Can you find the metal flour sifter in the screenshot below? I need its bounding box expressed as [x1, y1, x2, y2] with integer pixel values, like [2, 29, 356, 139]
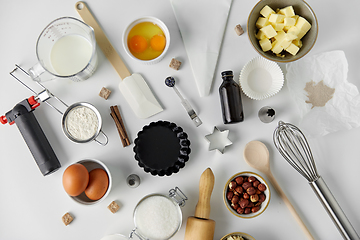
[273, 121, 359, 240]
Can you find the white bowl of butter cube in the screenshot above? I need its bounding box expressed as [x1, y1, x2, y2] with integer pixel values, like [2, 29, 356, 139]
[247, 0, 318, 63]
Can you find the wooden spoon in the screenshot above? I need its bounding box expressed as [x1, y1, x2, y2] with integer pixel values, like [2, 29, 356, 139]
[243, 140, 315, 240]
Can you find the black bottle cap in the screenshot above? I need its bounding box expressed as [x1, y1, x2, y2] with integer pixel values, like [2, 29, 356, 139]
[221, 70, 233, 78]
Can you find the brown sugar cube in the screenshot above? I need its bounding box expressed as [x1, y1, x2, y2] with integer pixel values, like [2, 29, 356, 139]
[99, 87, 111, 100]
[169, 58, 182, 70]
[234, 24, 244, 36]
[62, 212, 73, 226]
[107, 201, 120, 213]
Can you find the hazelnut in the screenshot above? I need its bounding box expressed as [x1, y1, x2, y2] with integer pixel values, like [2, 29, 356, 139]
[239, 199, 249, 209]
[256, 189, 261, 195]
[244, 207, 251, 214]
[253, 180, 260, 188]
[231, 203, 239, 210]
[250, 194, 259, 202]
[243, 193, 250, 199]
[226, 191, 234, 201]
[248, 176, 257, 182]
[242, 182, 252, 190]
[229, 181, 237, 191]
[235, 186, 243, 195]
[252, 206, 261, 213]
[259, 193, 266, 202]
[247, 187, 256, 195]
[231, 195, 240, 204]
[237, 207, 245, 214]
[235, 176, 244, 185]
[258, 183, 267, 192]
[247, 201, 254, 208]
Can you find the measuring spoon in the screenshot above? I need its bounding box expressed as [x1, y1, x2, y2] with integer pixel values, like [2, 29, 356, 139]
[243, 140, 315, 240]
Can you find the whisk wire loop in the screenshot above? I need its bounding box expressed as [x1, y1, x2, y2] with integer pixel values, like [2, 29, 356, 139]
[273, 121, 319, 182]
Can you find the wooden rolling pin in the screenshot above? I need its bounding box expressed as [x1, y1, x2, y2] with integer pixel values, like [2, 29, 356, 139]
[184, 168, 216, 240]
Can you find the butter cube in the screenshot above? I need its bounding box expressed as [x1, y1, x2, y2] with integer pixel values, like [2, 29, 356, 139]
[271, 22, 284, 31]
[292, 15, 299, 22]
[284, 17, 296, 27]
[287, 26, 300, 36]
[292, 39, 303, 48]
[285, 32, 298, 41]
[259, 38, 272, 52]
[269, 13, 285, 23]
[274, 30, 286, 41]
[256, 17, 269, 29]
[256, 30, 267, 40]
[279, 6, 295, 17]
[260, 25, 277, 38]
[260, 5, 275, 18]
[285, 43, 300, 55]
[279, 38, 291, 49]
[296, 16, 311, 39]
[271, 41, 283, 54]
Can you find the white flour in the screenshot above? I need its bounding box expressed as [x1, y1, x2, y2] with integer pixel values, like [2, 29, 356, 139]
[135, 195, 180, 240]
[66, 106, 98, 140]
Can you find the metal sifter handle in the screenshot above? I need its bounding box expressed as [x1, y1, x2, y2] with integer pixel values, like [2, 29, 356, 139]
[310, 176, 360, 240]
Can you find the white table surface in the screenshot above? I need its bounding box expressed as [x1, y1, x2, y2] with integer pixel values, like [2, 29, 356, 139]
[1, 0, 360, 239]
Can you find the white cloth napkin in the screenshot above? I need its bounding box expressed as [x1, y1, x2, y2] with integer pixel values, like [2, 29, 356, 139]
[171, 0, 232, 97]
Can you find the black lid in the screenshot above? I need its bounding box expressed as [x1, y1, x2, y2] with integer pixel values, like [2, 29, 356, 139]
[221, 70, 233, 77]
[133, 121, 191, 176]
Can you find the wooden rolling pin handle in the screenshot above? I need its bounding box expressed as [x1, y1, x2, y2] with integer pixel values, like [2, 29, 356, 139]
[194, 168, 215, 220]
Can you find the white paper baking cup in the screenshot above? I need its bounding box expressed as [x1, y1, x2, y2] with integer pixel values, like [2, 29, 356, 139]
[239, 56, 284, 100]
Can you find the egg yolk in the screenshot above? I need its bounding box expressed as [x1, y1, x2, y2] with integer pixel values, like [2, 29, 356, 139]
[150, 34, 166, 51]
[129, 35, 148, 53]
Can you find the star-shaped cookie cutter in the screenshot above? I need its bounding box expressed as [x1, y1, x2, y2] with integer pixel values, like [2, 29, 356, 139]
[205, 126, 232, 154]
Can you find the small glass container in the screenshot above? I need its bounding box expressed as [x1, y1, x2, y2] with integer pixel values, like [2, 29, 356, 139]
[130, 187, 187, 240]
[219, 70, 244, 124]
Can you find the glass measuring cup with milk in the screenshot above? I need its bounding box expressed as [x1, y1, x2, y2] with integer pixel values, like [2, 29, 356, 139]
[29, 17, 98, 82]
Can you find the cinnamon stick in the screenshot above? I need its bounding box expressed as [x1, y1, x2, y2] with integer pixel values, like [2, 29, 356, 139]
[110, 105, 130, 147]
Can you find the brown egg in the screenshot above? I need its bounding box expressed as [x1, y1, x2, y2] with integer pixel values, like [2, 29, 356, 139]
[62, 163, 89, 196]
[85, 168, 109, 200]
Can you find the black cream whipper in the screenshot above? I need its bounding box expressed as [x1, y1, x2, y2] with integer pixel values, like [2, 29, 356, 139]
[1, 65, 62, 176]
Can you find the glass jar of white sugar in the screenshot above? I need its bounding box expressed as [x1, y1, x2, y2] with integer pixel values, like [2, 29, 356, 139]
[130, 187, 187, 240]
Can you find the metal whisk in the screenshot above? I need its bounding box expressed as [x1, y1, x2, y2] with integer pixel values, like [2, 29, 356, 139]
[273, 121, 359, 240]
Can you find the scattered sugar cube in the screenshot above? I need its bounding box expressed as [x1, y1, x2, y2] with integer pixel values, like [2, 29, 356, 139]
[62, 212, 74, 226]
[169, 58, 182, 70]
[99, 87, 111, 100]
[234, 24, 244, 36]
[108, 201, 120, 213]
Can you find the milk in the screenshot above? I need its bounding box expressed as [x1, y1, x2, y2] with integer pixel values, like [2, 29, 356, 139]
[50, 34, 93, 76]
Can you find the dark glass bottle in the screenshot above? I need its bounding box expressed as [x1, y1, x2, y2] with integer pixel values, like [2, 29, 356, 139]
[219, 70, 244, 124]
